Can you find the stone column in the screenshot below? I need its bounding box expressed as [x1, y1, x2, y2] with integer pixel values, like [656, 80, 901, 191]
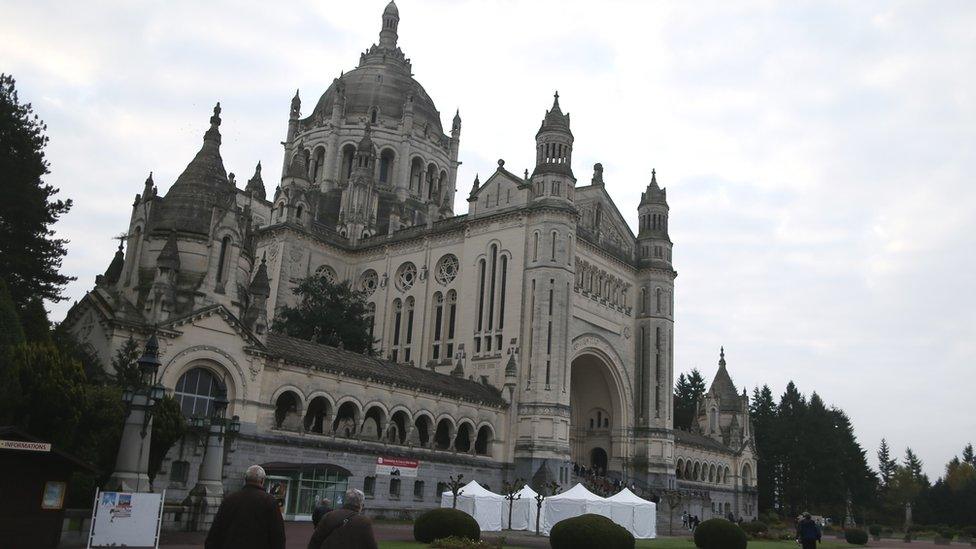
[189, 422, 226, 531]
[105, 393, 153, 492]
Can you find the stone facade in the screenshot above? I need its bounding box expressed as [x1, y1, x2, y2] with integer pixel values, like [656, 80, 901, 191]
[63, 0, 757, 529]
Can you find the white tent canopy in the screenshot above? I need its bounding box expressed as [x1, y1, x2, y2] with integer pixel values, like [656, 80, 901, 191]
[605, 488, 657, 539]
[540, 483, 611, 535]
[505, 485, 539, 531]
[440, 480, 505, 532]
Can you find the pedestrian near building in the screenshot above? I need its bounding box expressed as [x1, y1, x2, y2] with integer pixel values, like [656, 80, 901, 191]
[307, 488, 378, 549]
[312, 497, 332, 527]
[205, 465, 286, 549]
[796, 512, 822, 549]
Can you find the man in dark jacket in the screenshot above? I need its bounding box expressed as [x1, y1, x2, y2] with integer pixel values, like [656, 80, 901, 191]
[307, 488, 377, 549]
[796, 512, 822, 549]
[205, 465, 286, 549]
[311, 497, 332, 527]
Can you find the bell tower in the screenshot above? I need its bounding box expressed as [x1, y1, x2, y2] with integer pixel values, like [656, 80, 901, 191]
[530, 92, 576, 204]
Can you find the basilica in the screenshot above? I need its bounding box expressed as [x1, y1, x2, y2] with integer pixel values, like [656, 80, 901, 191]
[64, 1, 757, 530]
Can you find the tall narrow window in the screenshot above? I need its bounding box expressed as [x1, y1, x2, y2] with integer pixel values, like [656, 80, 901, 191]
[476, 259, 486, 332]
[497, 256, 507, 330]
[446, 290, 457, 358]
[216, 236, 231, 283]
[404, 297, 415, 363]
[366, 303, 376, 341]
[391, 299, 402, 362]
[656, 288, 662, 313]
[431, 293, 444, 360]
[296, 205, 303, 220]
[487, 245, 497, 331]
[551, 231, 557, 261]
[533, 232, 539, 261]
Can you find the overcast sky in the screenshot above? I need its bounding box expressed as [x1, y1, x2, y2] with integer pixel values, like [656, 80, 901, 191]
[3, 0, 975, 480]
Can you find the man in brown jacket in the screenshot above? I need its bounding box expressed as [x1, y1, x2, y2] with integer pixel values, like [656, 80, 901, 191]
[205, 465, 286, 549]
[307, 488, 378, 549]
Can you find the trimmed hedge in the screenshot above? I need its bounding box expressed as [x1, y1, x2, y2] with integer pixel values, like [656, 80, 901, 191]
[414, 508, 481, 543]
[845, 528, 868, 545]
[693, 518, 748, 549]
[868, 524, 882, 537]
[550, 514, 635, 549]
[740, 520, 768, 537]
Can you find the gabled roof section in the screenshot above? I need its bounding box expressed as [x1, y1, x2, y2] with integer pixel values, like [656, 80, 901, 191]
[675, 429, 737, 455]
[575, 183, 637, 242]
[159, 304, 265, 349]
[265, 334, 505, 407]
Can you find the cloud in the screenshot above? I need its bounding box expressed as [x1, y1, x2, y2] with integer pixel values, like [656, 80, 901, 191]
[3, 0, 975, 478]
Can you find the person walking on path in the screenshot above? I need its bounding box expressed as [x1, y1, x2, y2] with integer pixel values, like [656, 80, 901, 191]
[311, 497, 332, 527]
[796, 512, 822, 549]
[205, 465, 286, 549]
[307, 488, 378, 549]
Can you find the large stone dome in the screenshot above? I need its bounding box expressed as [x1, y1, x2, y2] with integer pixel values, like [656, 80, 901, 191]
[308, 61, 444, 135]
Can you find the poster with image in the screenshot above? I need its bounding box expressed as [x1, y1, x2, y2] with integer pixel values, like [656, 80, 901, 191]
[88, 490, 164, 548]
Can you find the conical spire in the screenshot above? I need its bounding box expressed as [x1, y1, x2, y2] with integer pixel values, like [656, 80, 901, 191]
[640, 168, 667, 205]
[102, 240, 125, 285]
[469, 173, 480, 196]
[157, 230, 180, 270]
[245, 161, 266, 200]
[142, 171, 155, 198]
[248, 254, 271, 297]
[539, 90, 570, 132]
[290, 89, 301, 118]
[709, 346, 740, 409]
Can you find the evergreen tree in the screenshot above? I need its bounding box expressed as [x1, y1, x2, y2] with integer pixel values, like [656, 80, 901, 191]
[673, 369, 706, 430]
[775, 382, 808, 516]
[963, 443, 974, 466]
[273, 276, 375, 354]
[19, 298, 51, 343]
[904, 448, 928, 487]
[878, 438, 897, 490]
[0, 278, 26, 349]
[0, 74, 74, 309]
[147, 395, 186, 486]
[111, 337, 142, 388]
[750, 385, 777, 512]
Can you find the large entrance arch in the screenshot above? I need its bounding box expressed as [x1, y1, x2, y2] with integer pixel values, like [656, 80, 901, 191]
[569, 350, 627, 476]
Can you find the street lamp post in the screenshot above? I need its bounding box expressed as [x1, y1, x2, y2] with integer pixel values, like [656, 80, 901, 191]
[106, 334, 164, 492]
[189, 384, 239, 531]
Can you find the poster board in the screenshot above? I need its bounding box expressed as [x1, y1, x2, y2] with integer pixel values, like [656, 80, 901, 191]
[375, 456, 419, 477]
[88, 489, 164, 548]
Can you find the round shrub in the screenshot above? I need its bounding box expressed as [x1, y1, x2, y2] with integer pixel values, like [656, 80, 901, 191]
[414, 508, 480, 543]
[693, 518, 748, 549]
[740, 520, 768, 538]
[845, 528, 868, 545]
[868, 524, 882, 537]
[550, 514, 634, 549]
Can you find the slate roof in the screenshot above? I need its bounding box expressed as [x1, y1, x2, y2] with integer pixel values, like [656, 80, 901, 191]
[674, 429, 736, 455]
[264, 334, 506, 407]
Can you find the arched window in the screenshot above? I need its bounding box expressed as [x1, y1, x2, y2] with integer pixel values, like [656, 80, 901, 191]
[426, 163, 437, 200]
[296, 205, 304, 220]
[710, 407, 718, 433]
[174, 368, 222, 418]
[474, 425, 492, 455]
[445, 290, 457, 358]
[370, 107, 378, 124]
[390, 299, 403, 362]
[216, 236, 231, 283]
[379, 149, 395, 185]
[551, 231, 557, 261]
[340, 144, 356, 183]
[656, 288, 662, 313]
[533, 232, 539, 261]
[409, 158, 423, 194]
[497, 255, 507, 330]
[274, 391, 301, 429]
[431, 292, 444, 360]
[404, 297, 415, 363]
[312, 147, 325, 182]
[476, 258, 486, 333]
[487, 245, 497, 331]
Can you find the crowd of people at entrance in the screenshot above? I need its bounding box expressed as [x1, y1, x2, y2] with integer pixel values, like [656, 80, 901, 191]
[204, 464, 380, 549]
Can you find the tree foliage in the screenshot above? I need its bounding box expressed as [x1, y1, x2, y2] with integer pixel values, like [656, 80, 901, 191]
[672, 369, 706, 430]
[148, 395, 186, 485]
[0, 74, 74, 309]
[745, 380, 876, 520]
[273, 275, 375, 354]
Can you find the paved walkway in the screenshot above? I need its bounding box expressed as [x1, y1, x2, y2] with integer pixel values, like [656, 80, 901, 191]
[68, 522, 961, 548]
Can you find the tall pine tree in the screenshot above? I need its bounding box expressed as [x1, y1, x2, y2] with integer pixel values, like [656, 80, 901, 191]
[0, 74, 74, 310]
[750, 385, 778, 511]
[878, 438, 897, 490]
[673, 369, 706, 430]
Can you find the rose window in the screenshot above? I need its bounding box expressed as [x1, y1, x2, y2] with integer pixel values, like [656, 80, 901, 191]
[435, 254, 459, 285]
[359, 269, 378, 297]
[395, 262, 417, 292]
